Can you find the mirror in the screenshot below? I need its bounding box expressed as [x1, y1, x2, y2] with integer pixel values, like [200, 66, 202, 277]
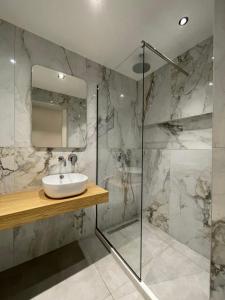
[31, 65, 87, 148]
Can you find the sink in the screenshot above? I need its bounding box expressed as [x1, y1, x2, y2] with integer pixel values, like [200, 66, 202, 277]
[42, 173, 88, 199]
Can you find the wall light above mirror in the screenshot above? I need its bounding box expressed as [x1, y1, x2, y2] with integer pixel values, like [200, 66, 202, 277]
[31, 65, 87, 149]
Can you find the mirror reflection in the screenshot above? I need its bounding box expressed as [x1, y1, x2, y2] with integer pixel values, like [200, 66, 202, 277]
[31, 65, 87, 148]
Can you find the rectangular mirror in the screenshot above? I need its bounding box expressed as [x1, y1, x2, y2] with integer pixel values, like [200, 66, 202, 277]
[31, 65, 87, 148]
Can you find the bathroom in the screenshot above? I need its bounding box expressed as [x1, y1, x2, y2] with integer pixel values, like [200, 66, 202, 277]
[0, 0, 224, 299]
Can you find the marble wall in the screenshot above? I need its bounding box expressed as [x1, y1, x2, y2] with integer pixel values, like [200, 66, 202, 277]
[97, 68, 142, 231]
[96, 37, 213, 262]
[211, 0, 225, 299]
[0, 19, 104, 272]
[142, 37, 213, 258]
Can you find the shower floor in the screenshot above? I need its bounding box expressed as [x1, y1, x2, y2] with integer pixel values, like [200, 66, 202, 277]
[104, 219, 210, 300]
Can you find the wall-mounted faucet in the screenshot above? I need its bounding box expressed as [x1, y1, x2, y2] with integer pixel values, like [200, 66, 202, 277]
[58, 156, 66, 167]
[68, 153, 78, 166]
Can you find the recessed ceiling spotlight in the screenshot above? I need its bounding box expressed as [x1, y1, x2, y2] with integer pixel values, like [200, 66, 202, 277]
[208, 82, 213, 86]
[10, 58, 16, 64]
[211, 56, 215, 61]
[120, 94, 125, 98]
[179, 16, 189, 26]
[58, 72, 65, 80]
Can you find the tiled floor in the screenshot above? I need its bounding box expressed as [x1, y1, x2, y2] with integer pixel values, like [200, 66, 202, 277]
[104, 219, 210, 300]
[0, 220, 210, 300]
[0, 235, 144, 300]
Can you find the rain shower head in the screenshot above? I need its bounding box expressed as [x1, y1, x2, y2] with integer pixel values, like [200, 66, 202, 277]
[132, 53, 150, 74]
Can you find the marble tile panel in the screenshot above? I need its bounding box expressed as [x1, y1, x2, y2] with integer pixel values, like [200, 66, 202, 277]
[0, 20, 15, 147]
[12, 212, 83, 266]
[143, 149, 170, 233]
[14, 27, 32, 147]
[143, 37, 213, 126]
[0, 147, 15, 194]
[213, 0, 225, 148]
[213, 148, 225, 197]
[144, 113, 212, 150]
[104, 296, 114, 300]
[211, 219, 225, 299]
[169, 150, 211, 258]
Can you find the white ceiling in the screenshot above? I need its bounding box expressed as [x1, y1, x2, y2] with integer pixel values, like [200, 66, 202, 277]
[32, 65, 87, 99]
[0, 0, 213, 79]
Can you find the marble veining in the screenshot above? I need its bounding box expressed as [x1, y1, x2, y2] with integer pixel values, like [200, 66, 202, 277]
[0, 18, 104, 272]
[97, 64, 142, 235]
[141, 37, 213, 261]
[144, 113, 212, 150]
[142, 37, 213, 126]
[211, 1, 225, 299]
[97, 34, 213, 282]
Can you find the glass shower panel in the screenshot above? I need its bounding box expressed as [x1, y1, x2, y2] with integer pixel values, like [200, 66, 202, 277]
[96, 47, 144, 278]
[142, 38, 212, 298]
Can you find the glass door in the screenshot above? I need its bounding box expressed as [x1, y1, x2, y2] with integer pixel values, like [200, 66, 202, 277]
[96, 46, 144, 278]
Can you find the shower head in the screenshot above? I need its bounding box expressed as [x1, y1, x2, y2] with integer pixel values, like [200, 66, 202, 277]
[132, 54, 150, 74]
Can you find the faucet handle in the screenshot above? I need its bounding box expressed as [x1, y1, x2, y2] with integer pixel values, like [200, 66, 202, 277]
[68, 153, 78, 166]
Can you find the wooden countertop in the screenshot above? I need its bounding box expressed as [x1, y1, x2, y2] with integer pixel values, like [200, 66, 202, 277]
[0, 183, 108, 231]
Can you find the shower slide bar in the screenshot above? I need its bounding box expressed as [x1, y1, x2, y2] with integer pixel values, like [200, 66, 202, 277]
[142, 40, 189, 76]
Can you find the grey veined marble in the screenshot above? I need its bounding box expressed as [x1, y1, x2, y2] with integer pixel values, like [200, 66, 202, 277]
[142, 37, 213, 126]
[211, 1, 225, 299]
[142, 38, 213, 259]
[0, 18, 103, 272]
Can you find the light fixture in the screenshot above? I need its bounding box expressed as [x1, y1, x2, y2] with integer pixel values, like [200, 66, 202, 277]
[208, 82, 213, 86]
[179, 17, 189, 26]
[211, 56, 215, 61]
[90, 0, 102, 6]
[10, 58, 16, 64]
[120, 94, 125, 98]
[58, 72, 65, 80]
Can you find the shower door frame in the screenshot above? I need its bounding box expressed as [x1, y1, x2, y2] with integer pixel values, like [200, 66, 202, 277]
[95, 43, 145, 278]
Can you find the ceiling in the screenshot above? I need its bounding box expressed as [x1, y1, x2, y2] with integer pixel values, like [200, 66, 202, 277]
[0, 0, 213, 79]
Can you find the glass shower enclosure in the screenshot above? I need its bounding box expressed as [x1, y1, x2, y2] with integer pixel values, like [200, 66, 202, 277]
[96, 45, 144, 278]
[96, 37, 212, 298]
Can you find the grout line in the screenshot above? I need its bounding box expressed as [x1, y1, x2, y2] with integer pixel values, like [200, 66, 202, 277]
[93, 259, 120, 300]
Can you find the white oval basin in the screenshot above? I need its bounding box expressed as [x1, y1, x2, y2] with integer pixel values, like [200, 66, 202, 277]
[42, 173, 88, 199]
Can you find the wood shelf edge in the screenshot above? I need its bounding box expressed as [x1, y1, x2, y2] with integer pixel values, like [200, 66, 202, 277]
[0, 184, 108, 231]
